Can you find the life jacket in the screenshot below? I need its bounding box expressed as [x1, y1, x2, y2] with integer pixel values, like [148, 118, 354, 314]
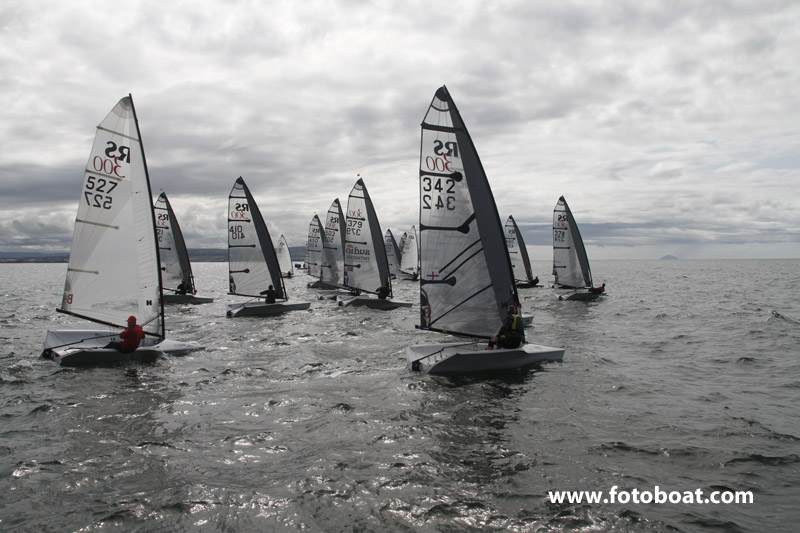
[509, 313, 521, 334]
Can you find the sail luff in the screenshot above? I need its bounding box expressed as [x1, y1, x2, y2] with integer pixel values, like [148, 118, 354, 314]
[129, 95, 166, 339]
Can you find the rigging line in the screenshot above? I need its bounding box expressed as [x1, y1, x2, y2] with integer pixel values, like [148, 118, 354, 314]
[428, 283, 494, 328]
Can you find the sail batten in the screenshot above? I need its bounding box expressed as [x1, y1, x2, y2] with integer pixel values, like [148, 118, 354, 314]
[417, 86, 518, 339]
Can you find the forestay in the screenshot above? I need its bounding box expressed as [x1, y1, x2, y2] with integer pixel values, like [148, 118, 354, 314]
[418, 86, 518, 339]
[227, 177, 286, 299]
[155, 192, 194, 294]
[58, 96, 164, 338]
[504, 215, 535, 284]
[552, 196, 592, 289]
[305, 215, 324, 279]
[276, 234, 294, 277]
[322, 198, 346, 287]
[343, 178, 391, 296]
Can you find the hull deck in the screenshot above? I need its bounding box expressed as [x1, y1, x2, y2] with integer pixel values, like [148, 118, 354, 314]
[407, 341, 564, 374]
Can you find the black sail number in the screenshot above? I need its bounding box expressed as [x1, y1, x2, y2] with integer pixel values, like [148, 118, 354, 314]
[422, 176, 456, 210]
[83, 176, 118, 210]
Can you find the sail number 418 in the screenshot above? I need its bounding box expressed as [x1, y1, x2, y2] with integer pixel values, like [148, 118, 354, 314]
[422, 176, 456, 210]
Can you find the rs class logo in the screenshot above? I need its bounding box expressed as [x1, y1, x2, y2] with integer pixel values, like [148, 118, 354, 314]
[433, 140, 458, 158]
[104, 141, 131, 163]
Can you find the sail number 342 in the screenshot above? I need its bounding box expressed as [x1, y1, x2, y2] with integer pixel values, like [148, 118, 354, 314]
[422, 176, 456, 210]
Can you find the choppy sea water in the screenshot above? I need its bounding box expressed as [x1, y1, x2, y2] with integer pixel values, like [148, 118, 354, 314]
[1, 259, 799, 532]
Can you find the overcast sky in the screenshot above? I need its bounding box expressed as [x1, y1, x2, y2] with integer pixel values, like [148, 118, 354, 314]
[1, 0, 798, 260]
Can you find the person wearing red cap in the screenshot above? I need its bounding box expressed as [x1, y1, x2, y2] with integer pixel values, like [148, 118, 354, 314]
[104, 316, 146, 352]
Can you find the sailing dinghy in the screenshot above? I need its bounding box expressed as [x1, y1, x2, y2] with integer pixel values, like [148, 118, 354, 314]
[552, 196, 605, 301]
[337, 178, 412, 309]
[398, 226, 420, 280]
[226, 177, 310, 317]
[406, 86, 564, 374]
[505, 215, 539, 288]
[155, 192, 214, 304]
[384, 228, 402, 279]
[41, 96, 203, 366]
[304, 214, 325, 284]
[313, 198, 351, 299]
[276, 234, 294, 278]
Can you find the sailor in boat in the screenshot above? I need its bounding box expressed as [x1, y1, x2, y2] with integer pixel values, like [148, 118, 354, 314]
[487, 305, 525, 350]
[589, 283, 606, 294]
[176, 280, 190, 295]
[532, 276, 539, 286]
[376, 285, 390, 300]
[103, 316, 146, 353]
[260, 285, 277, 303]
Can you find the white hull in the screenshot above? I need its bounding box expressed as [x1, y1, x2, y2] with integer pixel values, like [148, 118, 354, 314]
[521, 315, 533, 327]
[164, 294, 214, 305]
[336, 294, 413, 309]
[555, 288, 603, 301]
[227, 300, 311, 318]
[407, 341, 564, 374]
[42, 329, 204, 367]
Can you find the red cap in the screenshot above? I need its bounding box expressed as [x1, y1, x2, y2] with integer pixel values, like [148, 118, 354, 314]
[127, 316, 137, 323]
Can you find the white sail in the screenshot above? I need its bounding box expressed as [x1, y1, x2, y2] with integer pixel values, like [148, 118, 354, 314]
[399, 226, 419, 277]
[398, 231, 408, 262]
[321, 198, 346, 287]
[384, 229, 402, 278]
[504, 215, 535, 285]
[58, 96, 163, 337]
[276, 234, 294, 277]
[227, 177, 286, 299]
[155, 192, 194, 294]
[552, 196, 592, 289]
[417, 86, 518, 339]
[305, 215, 324, 279]
[343, 178, 391, 295]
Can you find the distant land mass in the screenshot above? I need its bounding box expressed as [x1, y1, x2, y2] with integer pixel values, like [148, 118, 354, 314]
[0, 246, 308, 264]
[660, 255, 679, 260]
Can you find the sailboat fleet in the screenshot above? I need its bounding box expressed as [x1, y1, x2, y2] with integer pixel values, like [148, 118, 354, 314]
[41, 88, 604, 372]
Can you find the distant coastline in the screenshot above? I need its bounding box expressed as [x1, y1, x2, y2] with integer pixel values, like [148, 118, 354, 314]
[0, 247, 307, 264]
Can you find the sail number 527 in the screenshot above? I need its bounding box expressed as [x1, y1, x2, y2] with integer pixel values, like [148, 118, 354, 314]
[422, 176, 456, 211]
